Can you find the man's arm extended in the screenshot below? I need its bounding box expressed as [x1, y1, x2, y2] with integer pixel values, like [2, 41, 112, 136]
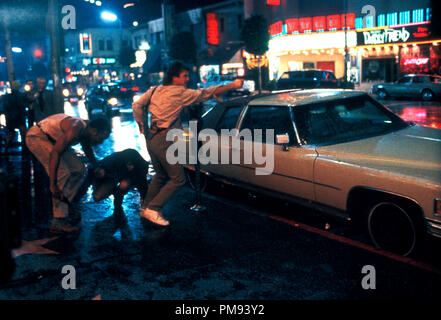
[81, 142, 98, 168]
[49, 118, 84, 199]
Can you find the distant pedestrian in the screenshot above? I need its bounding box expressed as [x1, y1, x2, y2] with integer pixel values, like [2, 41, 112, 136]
[132, 61, 244, 226]
[24, 80, 36, 126]
[32, 78, 59, 122]
[25, 114, 111, 233]
[3, 81, 27, 153]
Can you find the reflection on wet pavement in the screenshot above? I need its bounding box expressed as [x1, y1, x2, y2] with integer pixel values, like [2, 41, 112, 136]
[383, 100, 441, 129]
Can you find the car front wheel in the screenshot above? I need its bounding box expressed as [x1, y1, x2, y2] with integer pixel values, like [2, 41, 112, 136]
[377, 89, 388, 99]
[421, 89, 434, 101]
[367, 201, 422, 256]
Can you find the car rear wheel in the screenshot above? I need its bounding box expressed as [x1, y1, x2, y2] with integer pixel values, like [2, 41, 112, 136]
[367, 201, 422, 256]
[377, 89, 388, 99]
[421, 89, 434, 101]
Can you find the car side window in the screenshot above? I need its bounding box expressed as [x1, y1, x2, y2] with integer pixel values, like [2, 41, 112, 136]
[240, 106, 296, 145]
[280, 73, 290, 80]
[412, 76, 427, 83]
[398, 77, 412, 84]
[216, 106, 243, 133]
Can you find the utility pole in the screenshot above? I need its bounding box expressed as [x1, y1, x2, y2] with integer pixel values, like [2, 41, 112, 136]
[1, 15, 15, 84]
[48, 0, 63, 113]
[161, 0, 174, 69]
[343, 0, 348, 87]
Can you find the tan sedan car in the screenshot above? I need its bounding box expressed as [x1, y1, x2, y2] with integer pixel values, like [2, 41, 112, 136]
[177, 89, 441, 256]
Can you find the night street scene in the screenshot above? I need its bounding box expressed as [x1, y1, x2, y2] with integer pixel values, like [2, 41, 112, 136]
[1, 0, 441, 311]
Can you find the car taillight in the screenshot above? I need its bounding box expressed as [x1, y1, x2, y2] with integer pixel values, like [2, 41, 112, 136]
[120, 87, 128, 92]
[131, 86, 139, 91]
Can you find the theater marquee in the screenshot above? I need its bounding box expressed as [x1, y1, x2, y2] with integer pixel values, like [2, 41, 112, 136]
[357, 23, 432, 46]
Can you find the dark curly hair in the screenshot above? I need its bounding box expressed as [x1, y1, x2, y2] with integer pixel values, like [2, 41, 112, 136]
[163, 61, 190, 86]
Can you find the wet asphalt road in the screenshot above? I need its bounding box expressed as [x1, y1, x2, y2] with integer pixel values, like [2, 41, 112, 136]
[1, 97, 441, 302]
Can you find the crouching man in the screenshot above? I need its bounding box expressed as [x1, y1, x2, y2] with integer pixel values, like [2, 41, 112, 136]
[88, 148, 149, 212]
[26, 114, 111, 233]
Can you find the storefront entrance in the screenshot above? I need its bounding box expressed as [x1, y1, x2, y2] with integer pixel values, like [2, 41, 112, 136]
[362, 58, 397, 82]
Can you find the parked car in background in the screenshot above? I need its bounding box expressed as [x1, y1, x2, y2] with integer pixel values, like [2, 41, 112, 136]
[85, 82, 143, 118]
[62, 83, 86, 104]
[276, 70, 353, 90]
[371, 74, 441, 101]
[178, 89, 441, 257]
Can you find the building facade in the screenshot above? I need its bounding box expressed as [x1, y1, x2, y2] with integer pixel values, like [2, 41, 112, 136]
[63, 27, 132, 84]
[245, 0, 440, 84]
[129, 0, 245, 84]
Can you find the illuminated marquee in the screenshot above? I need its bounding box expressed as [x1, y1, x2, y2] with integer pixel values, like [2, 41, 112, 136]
[270, 13, 356, 37]
[206, 13, 219, 45]
[267, 0, 280, 5]
[357, 23, 432, 46]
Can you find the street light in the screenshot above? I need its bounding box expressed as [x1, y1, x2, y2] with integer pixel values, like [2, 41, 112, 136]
[101, 11, 118, 22]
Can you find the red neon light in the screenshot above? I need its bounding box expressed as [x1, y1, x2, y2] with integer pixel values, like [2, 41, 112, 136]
[299, 17, 312, 32]
[267, 0, 280, 5]
[313, 16, 326, 31]
[286, 18, 299, 34]
[327, 15, 340, 30]
[341, 13, 355, 29]
[403, 58, 429, 65]
[206, 13, 219, 45]
[270, 21, 283, 37]
[34, 48, 43, 58]
[413, 26, 430, 38]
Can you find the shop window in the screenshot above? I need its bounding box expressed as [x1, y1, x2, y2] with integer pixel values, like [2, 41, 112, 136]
[106, 39, 113, 51]
[98, 39, 105, 51]
[377, 14, 385, 27]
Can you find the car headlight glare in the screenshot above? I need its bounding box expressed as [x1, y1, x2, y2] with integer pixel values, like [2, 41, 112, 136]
[62, 89, 70, 97]
[77, 88, 84, 96]
[108, 97, 118, 106]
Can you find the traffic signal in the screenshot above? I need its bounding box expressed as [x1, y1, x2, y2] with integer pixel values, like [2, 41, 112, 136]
[33, 48, 43, 59]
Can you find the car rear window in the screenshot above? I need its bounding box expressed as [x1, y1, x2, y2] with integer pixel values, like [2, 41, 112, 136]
[293, 96, 408, 146]
[216, 106, 243, 133]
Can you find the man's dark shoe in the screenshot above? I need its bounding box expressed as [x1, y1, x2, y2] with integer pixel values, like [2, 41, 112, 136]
[50, 219, 80, 234]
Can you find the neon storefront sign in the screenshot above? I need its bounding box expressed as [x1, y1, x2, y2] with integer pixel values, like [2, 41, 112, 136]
[403, 58, 429, 65]
[362, 27, 410, 45]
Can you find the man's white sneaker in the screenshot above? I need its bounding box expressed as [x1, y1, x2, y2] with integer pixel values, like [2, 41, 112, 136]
[140, 208, 170, 226]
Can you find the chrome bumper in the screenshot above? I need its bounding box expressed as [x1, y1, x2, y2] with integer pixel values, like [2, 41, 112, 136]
[425, 219, 441, 238]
